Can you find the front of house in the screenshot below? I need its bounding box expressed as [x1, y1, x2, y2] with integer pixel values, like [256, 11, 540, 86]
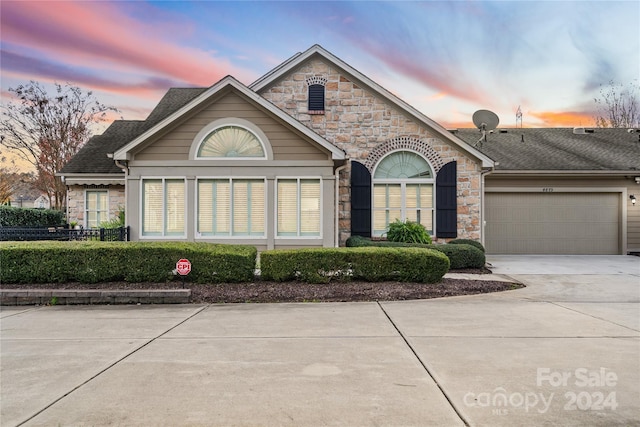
[60, 45, 492, 250]
[59, 45, 640, 254]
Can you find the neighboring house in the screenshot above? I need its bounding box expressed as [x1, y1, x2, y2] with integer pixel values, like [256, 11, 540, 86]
[59, 45, 640, 254]
[454, 128, 640, 254]
[32, 195, 50, 209]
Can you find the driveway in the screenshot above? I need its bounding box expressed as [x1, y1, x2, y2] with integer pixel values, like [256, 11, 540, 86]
[1, 255, 638, 426]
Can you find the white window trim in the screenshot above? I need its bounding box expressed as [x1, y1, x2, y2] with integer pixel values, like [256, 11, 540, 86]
[194, 177, 267, 240]
[139, 177, 187, 239]
[275, 177, 323, 239]
[372, 150, 436, 236]
[84, 189, 109, 229]
[189, 118, 273, 161]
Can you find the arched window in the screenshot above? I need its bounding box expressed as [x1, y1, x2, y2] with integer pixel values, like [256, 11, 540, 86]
[197, 126, 265, 158]
[372, 151, 434, 236]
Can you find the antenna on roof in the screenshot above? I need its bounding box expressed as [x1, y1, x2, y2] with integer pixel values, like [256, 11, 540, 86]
[516, 105, 523, 128]
[472, 110, 499, 147]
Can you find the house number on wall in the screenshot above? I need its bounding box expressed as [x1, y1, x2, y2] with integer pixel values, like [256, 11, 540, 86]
[542, 188, 554, 192]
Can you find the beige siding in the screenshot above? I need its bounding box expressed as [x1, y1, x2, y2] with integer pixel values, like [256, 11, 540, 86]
[133, 91, 329, 161]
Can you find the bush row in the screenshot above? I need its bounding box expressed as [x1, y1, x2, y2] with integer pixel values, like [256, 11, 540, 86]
[260, 247, 450, 284]
[0, 241, 257, 284]
[345, 235, 486, 269]
[0, 205, 65, 227]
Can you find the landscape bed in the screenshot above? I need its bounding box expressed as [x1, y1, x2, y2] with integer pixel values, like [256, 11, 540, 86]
[0, 273, 523, 304]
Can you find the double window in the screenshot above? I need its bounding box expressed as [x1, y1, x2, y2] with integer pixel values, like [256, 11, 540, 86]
[372, 151, 434, 236]
[142, 179, 185, 237]
[197, 179, 265, 236]
[277, 179, 321, 237]
[85, 191, 108, 228]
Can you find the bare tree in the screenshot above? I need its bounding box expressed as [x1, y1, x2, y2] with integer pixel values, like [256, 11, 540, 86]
[594, 80, 640, 128]
[0, 81, 117, 209]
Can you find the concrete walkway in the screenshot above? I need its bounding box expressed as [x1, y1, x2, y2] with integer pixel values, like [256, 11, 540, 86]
[1, 255, 638, 426]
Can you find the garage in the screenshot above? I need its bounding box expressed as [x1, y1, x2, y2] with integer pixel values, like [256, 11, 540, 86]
[485, 192, 621, 254]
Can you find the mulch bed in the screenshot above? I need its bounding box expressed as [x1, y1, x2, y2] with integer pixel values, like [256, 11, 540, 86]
[0, 268, 523, 303]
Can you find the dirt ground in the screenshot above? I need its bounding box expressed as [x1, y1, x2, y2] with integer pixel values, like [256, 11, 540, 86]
[1, 269, 523, 303]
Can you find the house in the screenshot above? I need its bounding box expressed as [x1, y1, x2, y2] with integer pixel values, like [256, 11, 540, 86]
[32, 195, 50, 209]
[59, 45, 640, 254]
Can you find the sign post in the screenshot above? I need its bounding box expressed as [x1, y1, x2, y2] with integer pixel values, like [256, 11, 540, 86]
[176, 258, 191, 288]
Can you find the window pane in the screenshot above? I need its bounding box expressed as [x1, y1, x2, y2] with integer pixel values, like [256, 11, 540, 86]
[388, 185, 401, 208]
[87, 192, 97, 211]
[143, 180, 163, 235]
[300, 180, 320, 235]
[278, 180, 298, 236]
[215, 181, 230, 234]
[420, 185, 433, 208]
[198, 126, 265, 158]
[198, 181, 214, 234]
[233, 181, 248, 235]
[250, 181, 265, 235]
[165, 180, 184, 234]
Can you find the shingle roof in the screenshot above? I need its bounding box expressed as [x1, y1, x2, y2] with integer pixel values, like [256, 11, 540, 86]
[453, 128, 640, 172]
[60, 87, 207, 175]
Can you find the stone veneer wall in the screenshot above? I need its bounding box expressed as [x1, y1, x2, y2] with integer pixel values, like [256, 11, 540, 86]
[259, 58, 482, 244]
[67, 185, 125, 226]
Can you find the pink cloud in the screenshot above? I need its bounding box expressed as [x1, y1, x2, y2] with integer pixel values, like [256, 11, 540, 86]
[1, 2, 255, 87]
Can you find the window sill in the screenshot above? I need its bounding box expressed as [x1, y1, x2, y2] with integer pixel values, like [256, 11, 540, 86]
[308, 110, 325, 115]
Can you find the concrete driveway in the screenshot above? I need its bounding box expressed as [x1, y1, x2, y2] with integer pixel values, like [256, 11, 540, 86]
[1, 255, 638, 426]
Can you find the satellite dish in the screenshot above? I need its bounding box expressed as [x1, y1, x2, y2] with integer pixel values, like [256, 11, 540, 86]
[472, 110, 499, 147]
[473, 110, 499, 131]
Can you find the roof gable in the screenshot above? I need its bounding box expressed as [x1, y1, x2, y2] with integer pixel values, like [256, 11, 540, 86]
[114, 76, 345, 161]
[250, 44, 494, 169]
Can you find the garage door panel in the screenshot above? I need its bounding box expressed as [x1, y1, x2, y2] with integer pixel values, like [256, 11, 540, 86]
[486, 193, 619, 254]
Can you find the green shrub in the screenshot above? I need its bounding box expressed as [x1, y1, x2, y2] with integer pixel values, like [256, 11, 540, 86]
[260, 247, 449, 284]
[386, 219, 432, 244]
[449, 238, 485, 253]
[0, 241, 257, 284]
[345, 236, 485, 269]
[432, 244, 485, 269]
[0, 205, 64, 227]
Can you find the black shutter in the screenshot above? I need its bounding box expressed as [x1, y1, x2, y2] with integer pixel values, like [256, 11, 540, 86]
[436, 161, 457, 238]
[308, 84, 325, 111]
[350, 161, 371, 237]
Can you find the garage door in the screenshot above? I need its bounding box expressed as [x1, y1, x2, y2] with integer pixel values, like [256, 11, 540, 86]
[485, 192, 620, 254]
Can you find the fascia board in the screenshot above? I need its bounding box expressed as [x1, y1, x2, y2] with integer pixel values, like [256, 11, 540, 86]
[250, 45, 494, 169]
[490, 170, 639, 176]
[114, 75, 345, 161]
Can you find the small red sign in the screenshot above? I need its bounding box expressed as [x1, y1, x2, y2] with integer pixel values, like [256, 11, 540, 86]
[176, 259, 191, 276]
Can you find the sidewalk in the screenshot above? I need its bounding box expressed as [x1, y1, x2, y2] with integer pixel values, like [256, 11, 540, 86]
[1, 255, 639, 426]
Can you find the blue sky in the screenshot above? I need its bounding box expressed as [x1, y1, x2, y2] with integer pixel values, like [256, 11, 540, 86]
[1, 0, 639, 131]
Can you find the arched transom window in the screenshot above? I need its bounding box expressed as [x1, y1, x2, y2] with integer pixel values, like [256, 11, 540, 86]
[372, 150, 434, 236]
[197, 126, 266, 158]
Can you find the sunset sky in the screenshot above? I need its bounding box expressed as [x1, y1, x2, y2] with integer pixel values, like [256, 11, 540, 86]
[1, 0, 639, 135]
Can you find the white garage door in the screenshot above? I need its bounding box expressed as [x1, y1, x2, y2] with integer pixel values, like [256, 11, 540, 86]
[485, 192, 620, 254]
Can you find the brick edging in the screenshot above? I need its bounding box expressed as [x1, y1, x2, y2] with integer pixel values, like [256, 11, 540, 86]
[0, 289, 191, 305]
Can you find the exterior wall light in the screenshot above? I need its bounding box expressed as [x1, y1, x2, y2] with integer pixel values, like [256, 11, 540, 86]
[631, 195, 637, 206]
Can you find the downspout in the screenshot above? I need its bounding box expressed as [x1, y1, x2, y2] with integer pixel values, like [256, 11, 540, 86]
[114, 158, 129, 234]
[335, 161, 349, 247]
[480, 166, 494, 247]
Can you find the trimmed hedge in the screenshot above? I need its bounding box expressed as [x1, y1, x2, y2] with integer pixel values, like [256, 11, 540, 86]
[0, 205, 65, 227]
[345, 235, 485, 269]
[449, 238, 485, 253]
[260, 247, 449, 284]
[0, 241, 257, 284]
